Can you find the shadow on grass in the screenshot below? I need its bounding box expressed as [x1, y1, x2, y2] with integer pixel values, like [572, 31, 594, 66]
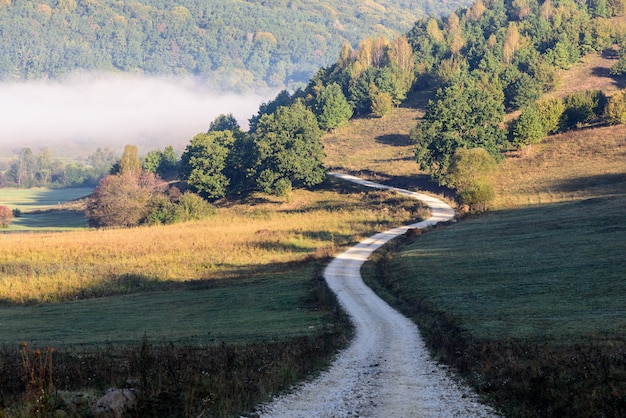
[550, 172, 626, 194]
[375, 133, 411, 147]
[590, 65, 626, 90]
[11, 209, 88, 230]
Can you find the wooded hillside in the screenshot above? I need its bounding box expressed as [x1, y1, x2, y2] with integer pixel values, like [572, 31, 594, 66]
[0, 0, 470, 91]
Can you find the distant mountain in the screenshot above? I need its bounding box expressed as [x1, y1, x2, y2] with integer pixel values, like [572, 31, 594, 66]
[0, 0, 471, 92]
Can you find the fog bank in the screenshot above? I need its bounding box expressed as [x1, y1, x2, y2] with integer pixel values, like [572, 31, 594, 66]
[0, 74, 271, 158]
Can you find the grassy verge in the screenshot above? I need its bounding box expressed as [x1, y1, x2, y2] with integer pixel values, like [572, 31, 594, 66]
[362, 127, 626, 416]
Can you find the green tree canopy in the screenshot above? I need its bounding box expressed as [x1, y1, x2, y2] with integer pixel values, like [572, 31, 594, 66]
[511, 105, 547, 151]
[252, 101, 325, 196]
[209, 114, 241, 133]
[179, 132, 235, 199]
[314, 83, 353, 130]
[411, 78, 506, 183]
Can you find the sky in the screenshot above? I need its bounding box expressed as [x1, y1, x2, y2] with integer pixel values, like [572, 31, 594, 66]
[0, 73, 272, 159]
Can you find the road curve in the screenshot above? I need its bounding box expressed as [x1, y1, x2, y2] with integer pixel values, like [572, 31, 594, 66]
[257, 173, 498, 417]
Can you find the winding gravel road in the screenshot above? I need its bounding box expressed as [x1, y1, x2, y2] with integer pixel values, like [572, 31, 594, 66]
[257, 173, 498, 417]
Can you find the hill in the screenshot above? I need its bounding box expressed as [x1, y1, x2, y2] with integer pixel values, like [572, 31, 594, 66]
[335, 55, 626, 415]
[0, 0, 471, 91]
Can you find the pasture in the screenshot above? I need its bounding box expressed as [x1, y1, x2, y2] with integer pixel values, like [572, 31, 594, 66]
[0, 187, 93, 231]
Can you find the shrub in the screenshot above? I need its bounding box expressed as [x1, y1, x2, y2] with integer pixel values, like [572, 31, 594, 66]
[446, 148, 497, 211]
[87, 172, 166, 228]
[606, 89, 626, 124]
[458, 179, 495, 212]
[144, 195, 176, 225]
[370, 88, 393, 117]
[561, 90, 607, 130]
[511, 105, 547, 150]
[0, 205, 13, 228]
[536, 97, 565, 134]
[171, 192, 216, 223]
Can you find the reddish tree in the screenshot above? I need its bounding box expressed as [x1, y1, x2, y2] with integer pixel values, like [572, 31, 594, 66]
[86, 172, 166, 227]
[0, 205, 13, 228]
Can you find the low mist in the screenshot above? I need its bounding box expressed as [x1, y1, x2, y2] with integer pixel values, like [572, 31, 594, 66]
[0, 73, 271, 159]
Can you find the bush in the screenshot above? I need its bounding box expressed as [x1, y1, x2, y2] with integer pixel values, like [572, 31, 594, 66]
[0, 205, 13, 228]
[561, 90, 607, 130]
[446, 148, 497, 211]
[536, 98, 565, 134]
[171, 193, 216, 223]
[87, 172, 166, 228]
[511, 105, 547, 150]
[606, 89, 626, 124]
[458, 180, 495, 212]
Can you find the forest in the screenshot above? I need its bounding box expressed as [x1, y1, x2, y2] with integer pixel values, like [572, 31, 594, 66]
[0, 0, 469, 91]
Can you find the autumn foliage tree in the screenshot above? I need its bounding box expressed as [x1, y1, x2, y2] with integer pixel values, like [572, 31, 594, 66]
[0, 206, 13, 228]
[86, 172, 166, 227]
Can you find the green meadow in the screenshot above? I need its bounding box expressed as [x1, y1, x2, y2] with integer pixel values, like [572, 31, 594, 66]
[0, 187, 93, 231]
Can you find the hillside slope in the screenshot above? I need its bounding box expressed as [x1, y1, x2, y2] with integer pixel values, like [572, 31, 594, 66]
[0, 0, 471, 91]
[324, 53, 626, 416]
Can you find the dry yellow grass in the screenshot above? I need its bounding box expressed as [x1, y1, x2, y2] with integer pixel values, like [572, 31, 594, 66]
[323, 97, 429, 178]
[0, 184, 426, 304]
[492, 125, 626, 208]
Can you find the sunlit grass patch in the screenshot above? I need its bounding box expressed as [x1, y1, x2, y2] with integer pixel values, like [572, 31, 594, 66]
[0, 178, 427, 305]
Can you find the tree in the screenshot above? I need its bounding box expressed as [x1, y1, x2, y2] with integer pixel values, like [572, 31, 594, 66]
[606, 89, 626, 124]
[370, 85, 393, 117]
[314, 83, 353, 130]
[180, 131, 235, 199]
[252, 101, 325, 196]
[143, 146, 178, 178]
[86, 172, 166, 227]
[536, 97, 565, 134]
[116, 145, 142, 176]
[209, 113, 241, 132]
[504, 72, 543, 110]
[411, 78, 506, 183]
[9, 147, 36, 188]
[446, 148, 497, 211]
[511, 105, 547, 151]
[0, 205, 13, 228]
[87, 148, 117, 179]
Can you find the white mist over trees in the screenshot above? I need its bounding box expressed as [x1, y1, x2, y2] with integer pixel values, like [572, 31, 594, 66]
[0, 74, 272, 158]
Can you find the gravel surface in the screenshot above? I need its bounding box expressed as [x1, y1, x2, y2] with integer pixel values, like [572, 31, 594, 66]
[256, 173, 499, 418]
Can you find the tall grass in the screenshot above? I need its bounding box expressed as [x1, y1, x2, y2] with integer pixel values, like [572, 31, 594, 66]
[0, 179, 426, 305]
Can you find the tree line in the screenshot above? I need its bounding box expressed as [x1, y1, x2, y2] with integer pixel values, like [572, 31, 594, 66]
[0, 146, 117, 188]
[0, 0, 467, 92]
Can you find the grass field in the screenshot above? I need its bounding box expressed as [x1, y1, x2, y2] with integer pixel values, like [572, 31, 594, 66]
[0, 187, 93, 231]
[0, 269, 328, 347]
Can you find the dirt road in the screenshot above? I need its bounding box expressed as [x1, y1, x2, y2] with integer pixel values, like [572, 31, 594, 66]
[257, 173, 498, 417]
